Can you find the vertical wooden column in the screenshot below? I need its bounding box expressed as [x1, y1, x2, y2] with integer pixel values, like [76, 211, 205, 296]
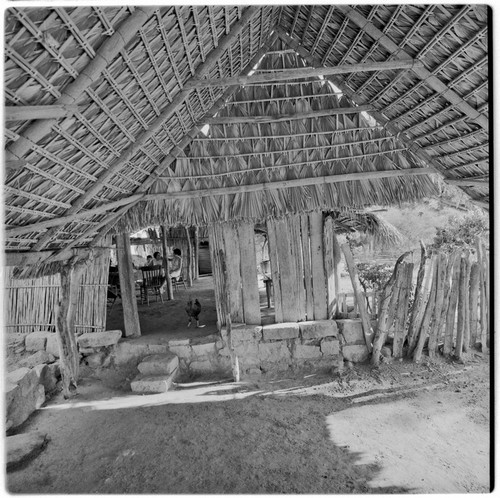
[116, 232, 141, 337]
[208, 224, 225, 329]
[267, 219, 284, 323]
[161, 225, 174, 300]
[56, 261, 85, 398]
[237, 222, 261, 325]
[185, 226, 193, 287]
[309, 212, 327, 320]
[222, 223, 244, 323]
[194, 227, 200, 280]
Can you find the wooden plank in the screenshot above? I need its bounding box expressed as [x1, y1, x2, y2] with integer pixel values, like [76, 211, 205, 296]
[469, 262, 480, 347]
[236, 222, 261, 325]
[267, 219, 283, 323]
[323, 216, 337, 319]
[204, 105, 374, 124]
[116, 232, 141, 337]
[185, 59, 424, 89]
[208, 224, 225, 329]
[5, 104, 80, 121]
[434, 252, 455, 348]
[454, 256, 467, 359]
[222, 223, 244, 323]
[428, 254, 446, 359]
[462, 255, 472, 352]
[309, 212, 328, 320]
[288, 215, 306, 321]
[56, 262, 85, 398]
[275, 218, 299, 322]
[300, 215, 314, 320]
[443, 252, 462, 356]
[341, 243, 373, 352]
[184, 226, 193, 287]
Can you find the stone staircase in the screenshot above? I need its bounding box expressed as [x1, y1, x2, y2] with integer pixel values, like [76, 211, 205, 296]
[130, 352, 179, 394]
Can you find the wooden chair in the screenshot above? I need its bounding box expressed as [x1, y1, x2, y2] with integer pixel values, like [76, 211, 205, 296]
[171, 275, 187, 291]
[107, 271, 121, 310]
[140, 265, 165, 305]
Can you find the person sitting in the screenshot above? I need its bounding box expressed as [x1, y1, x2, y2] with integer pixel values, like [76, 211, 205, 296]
[146, 255, 154, 266]
[168, 248, 182, 280]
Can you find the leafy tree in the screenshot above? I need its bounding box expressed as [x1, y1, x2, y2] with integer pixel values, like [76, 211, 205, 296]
[430, 211, 489, 253]
[356, 263, 393, 293]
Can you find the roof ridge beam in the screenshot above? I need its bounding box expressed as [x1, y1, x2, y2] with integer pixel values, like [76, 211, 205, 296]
[185, 59, 423, 89]
[334, 5, 489, 132]
[6, 7, 157, 161]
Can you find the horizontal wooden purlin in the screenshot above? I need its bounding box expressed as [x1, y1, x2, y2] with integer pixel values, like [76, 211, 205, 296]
[204, 105, 373, 124]
[446, 178, 489, 186]
[185, 59, 424, 89]
[5, 105, 80, 121]
[147, 167, 437, 201]
[4, 247, 109, 267]
[5, 194, 144, 237]
[445, 158, 489, 172]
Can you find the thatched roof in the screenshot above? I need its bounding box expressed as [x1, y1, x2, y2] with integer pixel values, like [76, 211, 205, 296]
[3, 5, 490, 262]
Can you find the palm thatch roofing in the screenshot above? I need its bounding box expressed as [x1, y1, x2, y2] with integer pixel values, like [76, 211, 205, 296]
[3, 5, 490, 265]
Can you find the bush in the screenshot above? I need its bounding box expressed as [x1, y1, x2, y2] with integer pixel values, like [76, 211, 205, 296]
[430, 212, 489, 254]
[356, 263, 393, 293]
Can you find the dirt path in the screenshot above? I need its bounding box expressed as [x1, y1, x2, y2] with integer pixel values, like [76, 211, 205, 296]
[6, 353, 491, 494]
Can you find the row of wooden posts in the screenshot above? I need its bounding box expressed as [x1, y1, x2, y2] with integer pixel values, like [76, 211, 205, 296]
[369, 238, 490, 365]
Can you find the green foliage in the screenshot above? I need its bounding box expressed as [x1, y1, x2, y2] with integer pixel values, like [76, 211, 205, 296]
[430, 212, 489, 253]
[356, 263, 393, 293]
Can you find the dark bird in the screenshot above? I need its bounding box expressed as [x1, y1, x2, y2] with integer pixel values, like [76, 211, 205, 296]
[185, 298, 204, 328]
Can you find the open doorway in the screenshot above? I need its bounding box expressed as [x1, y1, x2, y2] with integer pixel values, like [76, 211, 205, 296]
[254, 226, 275, 325]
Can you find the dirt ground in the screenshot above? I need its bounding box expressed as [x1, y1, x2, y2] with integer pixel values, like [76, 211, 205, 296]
[6, 348, 492, 494]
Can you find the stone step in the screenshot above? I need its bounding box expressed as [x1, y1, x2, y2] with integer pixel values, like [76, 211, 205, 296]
[137, 353, 179, 376]
[130, 369, 178, 394]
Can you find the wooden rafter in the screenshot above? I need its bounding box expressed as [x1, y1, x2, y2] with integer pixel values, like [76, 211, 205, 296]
[5, 105, 80, 121]
[185, 59, 423, 89]
[335, 5, 489, 132]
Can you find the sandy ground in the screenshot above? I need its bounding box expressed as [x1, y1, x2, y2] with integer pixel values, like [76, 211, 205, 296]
[6, 350, 491, 494]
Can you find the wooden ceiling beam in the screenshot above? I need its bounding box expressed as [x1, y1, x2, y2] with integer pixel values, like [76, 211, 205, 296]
[185, 59, 424, 89]
[6, 7, 157, 162]
[5, 105, 80, 121]
[446, 178, 488, 187]
[335, 5, 489, 133]
[204, 105, 373, 125]
[4, 247, 109, 267]
[142, 167, 437, 202]
[5, 194, 144, 238]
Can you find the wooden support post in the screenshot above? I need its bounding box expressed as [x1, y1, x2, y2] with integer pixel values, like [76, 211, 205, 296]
[208, 224, 225, 329]
[161, 226, 174, 300]
[469, 262, 480, 348]
[406, 241, 429, 354]
[462, 255, 472, 352]
[237, 222, 261, 325]
[116, 232, 141, 337]
[443, 252, 461, 356]
[222, 223, 244, 323]
[184, 226, 193, 287]
[288, 216, 306, 321]
[194, 227, 200, 280]
[341, 243, 373, 353]
[220, 250, 240, 382]
[309, 212, 328, 320]
[56, 260, 85, 398]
